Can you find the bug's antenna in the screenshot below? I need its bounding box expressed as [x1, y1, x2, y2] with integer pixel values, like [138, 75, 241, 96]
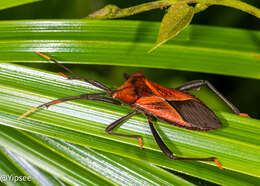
[34, 52, 111, 91]
[35, 51, 74, 74]
[17, 92, 116, 121]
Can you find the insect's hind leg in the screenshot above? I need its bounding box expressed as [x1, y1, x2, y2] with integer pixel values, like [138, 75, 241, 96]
[176, 80, 248, 116]
[147, 116, 224, 169]
[106, 111, 144, 149]
[18, 93, 121, 120]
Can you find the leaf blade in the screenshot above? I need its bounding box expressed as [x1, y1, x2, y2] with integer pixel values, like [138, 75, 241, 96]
[0, 20, 259, 79]
[2, 149, 66, 186]
[149, 3, 194, 52]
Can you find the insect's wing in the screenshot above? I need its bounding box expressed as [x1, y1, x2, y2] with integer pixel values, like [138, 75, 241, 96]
[135, 96, 193, 129]
[168, 100, 221, 130]
[144, 79, 198, 101]
[135, 96, 221, 131]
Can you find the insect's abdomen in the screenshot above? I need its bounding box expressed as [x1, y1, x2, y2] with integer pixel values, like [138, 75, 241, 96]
[169, 100, 222, 130]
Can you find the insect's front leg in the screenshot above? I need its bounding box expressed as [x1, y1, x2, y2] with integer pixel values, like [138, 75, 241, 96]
[147, 116, 224, 169]
[176, 80, 249, 117]
[106, 111, 144, 149]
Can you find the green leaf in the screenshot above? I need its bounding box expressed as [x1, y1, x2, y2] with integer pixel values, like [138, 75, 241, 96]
[0, 148, 66, 185]
[0, 126, 191, 186]
[0, 148, 35, 186]
[0, 126, 114, 186]
[0, 63, 259, 185]
[0, 0, 41, 11]
[149, 3, 194, 52]
[0, 20, 259, 79]
[31, 133, 193, 186]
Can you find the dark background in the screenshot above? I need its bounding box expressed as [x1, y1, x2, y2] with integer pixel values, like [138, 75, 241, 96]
[0, 0, 259, 118]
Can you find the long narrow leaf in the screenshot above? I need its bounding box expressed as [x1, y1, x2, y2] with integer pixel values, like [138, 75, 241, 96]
[0, 126, 193, 185]
[27, 132, 194, 185]
[0, 20, 259, 79]
[2, 149, 66, 186]
[0, 126, 114, 186]
[0, 148, 35, 186]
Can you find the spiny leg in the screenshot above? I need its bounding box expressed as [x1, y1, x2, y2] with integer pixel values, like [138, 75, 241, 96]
[35, 51, 111, 91]
[147, 116, 224, 170]
[176, 80, 249, 117]
[18, 93, 121, 120]
[106, 111, 144, 149]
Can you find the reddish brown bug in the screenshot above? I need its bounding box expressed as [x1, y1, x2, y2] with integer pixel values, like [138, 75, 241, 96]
[18, 52, 249, 170]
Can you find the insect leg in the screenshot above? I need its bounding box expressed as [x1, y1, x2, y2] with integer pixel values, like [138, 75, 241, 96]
[18, 93, 121, 120]
[147, 116, 224, 169]
[176, 80, 244, 115]
[35, 51, 111, 91]
[106, 111, 144, 149]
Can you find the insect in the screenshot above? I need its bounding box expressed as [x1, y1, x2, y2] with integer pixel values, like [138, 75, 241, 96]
[19, 52, 249, 170]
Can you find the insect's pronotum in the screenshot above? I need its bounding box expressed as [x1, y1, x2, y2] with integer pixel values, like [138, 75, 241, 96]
[18, 52, 249, 170]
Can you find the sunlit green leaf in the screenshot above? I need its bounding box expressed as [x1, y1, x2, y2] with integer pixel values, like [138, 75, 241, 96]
[0, 148, 65, 186]
[0, 148, 35, 186]
[0, 126, 114, 186]
[0, 20, 259, 79]
[149, 3, 194, 52]
[0, 126, 192, 185]
[0, 63, 259, 185]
